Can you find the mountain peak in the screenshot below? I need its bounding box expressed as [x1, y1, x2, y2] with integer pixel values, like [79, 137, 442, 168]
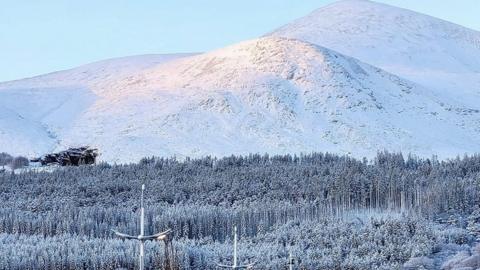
[269, 0, 480, 75]
[313, 0, 429, 15]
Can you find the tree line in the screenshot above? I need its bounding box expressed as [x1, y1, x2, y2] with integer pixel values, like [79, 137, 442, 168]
[0, 152, 29, 171]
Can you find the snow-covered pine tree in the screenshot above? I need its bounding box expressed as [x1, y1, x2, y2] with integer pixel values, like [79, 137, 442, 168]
[467, 206, 480, 240]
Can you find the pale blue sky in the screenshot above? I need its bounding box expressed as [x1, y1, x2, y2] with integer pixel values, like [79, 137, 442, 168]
[0, 0, 478, 82]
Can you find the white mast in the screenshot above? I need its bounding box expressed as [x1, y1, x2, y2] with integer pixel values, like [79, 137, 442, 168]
[217, 225, 255, 269]
[139, 184, 145, 270]
[289, 250, 293, 270]
[233, 226, 238, 268]
[112, 184, 172, 270]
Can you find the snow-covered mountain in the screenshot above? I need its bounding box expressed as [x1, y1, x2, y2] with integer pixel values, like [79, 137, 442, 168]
[1, 0, 479, 163]
[269, 0, 480, 109]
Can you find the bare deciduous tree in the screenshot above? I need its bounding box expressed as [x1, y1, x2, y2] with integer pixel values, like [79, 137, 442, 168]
[9, 156, 29, 170]
[0, 152, 13, 169]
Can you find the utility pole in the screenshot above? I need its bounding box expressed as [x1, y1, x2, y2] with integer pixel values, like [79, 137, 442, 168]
[217, 226, 255, 269]
[288, 250, 294, 270]
[112, 184, 172, 270]
[139, 184, 145, 269]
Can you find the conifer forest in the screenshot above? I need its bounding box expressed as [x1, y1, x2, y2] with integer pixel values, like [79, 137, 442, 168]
[1, 152, 480, 269]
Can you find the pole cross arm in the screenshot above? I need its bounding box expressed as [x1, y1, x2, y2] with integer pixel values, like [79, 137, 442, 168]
[216, 263, 255, 269]
[112, 229, 172, 241]
[141, 229, 172, 241]
[112, 229, 140, 240]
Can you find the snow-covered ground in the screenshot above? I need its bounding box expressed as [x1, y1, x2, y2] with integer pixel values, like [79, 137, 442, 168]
[440, 242, 480, 270]
[1, 0, 479, 163]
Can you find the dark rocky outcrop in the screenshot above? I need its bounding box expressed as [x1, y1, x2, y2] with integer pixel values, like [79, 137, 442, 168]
[31, 147, 98, 166]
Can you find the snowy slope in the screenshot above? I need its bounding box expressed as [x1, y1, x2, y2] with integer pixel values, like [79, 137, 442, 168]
[1, 1, 480, 163]
[268, 0, 480, 109]
[0, 54, 195, 158]
[3, 37, 477, 162]
[0, 54, 197, 97]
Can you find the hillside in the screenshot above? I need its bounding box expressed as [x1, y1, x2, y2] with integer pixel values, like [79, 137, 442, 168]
[0, 54, 194, 159]
[1, 0, 480, 162]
